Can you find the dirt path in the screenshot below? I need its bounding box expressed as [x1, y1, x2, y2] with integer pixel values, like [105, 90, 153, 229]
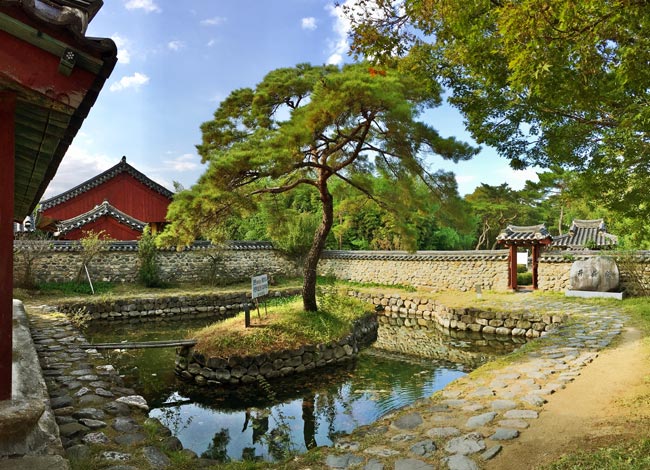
[486, 326, 650, 469]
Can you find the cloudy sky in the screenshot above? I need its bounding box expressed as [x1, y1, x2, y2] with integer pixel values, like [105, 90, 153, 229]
[43, 0, 538, 198]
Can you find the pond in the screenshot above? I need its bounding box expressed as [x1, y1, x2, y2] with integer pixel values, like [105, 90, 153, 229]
[84, 317, 526, 463]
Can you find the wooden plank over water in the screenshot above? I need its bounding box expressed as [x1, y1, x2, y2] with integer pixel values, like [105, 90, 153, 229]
[82, 339, 197, 350]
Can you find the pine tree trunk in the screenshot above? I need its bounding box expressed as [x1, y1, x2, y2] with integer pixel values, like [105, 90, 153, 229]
[302, 176, 334, 312]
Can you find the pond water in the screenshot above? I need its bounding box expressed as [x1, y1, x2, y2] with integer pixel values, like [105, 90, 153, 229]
[84, 317, 525, 462]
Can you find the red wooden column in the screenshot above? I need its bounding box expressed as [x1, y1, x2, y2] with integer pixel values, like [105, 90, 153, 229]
[508, 244, 518, 290]
[531, 244, 540, 290]
[0, 92, 16, 401]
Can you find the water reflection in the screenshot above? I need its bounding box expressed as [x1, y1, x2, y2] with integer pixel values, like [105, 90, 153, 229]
[86, 318, 526, 462]
[145, 352, 464, 462]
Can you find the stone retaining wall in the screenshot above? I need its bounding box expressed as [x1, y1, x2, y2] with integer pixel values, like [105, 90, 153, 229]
[347, 290, 566, 338]
[375, 323, 527, 369]
[175, 313, 378, 386]
[53, 288, 301, 324]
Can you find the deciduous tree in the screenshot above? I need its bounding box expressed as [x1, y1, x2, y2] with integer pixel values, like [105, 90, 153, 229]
[345, 0, 650, 210]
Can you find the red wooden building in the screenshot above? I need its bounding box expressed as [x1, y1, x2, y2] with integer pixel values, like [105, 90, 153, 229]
[0, 0, 117, 400]
[40, 156, 174, 240]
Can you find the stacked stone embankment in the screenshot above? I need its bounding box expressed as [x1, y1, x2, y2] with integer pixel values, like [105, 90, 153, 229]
[53, 289, 301, 324]
[176, 313, 378, 386]
[347, 291, 566, 338]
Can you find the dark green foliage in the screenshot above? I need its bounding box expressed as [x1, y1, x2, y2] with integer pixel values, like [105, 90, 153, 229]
[516, 265, 528, 274]
[138, 226, 164, 288]
[517, 272, 533, 286]
[38, 281, 115, 296]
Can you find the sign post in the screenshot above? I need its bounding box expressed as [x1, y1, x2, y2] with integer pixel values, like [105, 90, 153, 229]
[251, 274, 269, 322]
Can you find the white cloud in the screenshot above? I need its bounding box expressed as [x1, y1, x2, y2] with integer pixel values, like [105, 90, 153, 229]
[109, 72, 150, 92]
[207, 39, 217, 47]
[498, 166, 540, 190]
[301, 17, 317, 30]
[111, 34, 131, 65]
[43, 145, 115, 198]
[124, 0, 160, 13]
[168, 40, 185, 51]
[201, 16, 226, 26]
[325, 2, 352, 65]
[164, 154, 200, 172]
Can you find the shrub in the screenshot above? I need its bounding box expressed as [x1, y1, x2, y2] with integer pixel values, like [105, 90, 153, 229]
[517, 272, 533, 285]
[138, 226, 164, 287]
[516, 264, 528, 273]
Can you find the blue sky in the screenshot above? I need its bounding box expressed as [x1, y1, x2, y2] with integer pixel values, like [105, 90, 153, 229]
[43, 0, 539, 199]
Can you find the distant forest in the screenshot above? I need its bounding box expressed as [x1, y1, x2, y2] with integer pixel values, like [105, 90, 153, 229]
[222, 166, 648, 254]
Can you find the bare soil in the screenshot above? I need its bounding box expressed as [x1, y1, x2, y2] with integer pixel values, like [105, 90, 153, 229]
[485, 326, 650, 469]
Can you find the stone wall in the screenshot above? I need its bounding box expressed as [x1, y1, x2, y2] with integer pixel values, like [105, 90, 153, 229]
[374, 323, 527, 369]
[13, 240, 300, 285]
[538, 251, 650, 295]
[15, 241, 650, 295]
[347, 290, 566, 338]
[53, 288, 301, 324]
[319, 250, 510, 291]
[176, 313, 378, 386]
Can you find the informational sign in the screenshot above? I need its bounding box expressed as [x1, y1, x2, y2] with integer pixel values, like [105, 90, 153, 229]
[251, 274, 269, 299]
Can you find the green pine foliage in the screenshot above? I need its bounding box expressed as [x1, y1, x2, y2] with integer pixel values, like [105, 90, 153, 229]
[159, 62, 478, 311]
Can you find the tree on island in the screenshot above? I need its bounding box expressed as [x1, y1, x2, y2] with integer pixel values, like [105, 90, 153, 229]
[344, 0, 650, 221]
[159, 62, 477, 311]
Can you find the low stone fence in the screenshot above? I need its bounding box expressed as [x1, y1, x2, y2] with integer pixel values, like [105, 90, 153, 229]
[53, 288, 301, 323]
[175, 313, 378, 386]
[319, 250, 510, 292]
[347, 290, 566, 338]
[15, 239, 650, 295]
[538, 251, 650, 295]
[13, 240, 300, 285]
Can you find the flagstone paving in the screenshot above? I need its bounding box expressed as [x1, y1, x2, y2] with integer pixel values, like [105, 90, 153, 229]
[25, 295, 626, 469]
[313, 296, 626, 470]
[26, 310, 217, 470]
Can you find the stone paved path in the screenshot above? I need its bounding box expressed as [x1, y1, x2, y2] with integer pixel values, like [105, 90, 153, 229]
[27, 309, 216, 470]
[27, 295, 628, 470]
[312, 296, 626, 470]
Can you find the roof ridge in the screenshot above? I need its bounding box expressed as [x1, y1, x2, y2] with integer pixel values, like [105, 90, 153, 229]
[57, 199, 146, 235]
[40, 156, 173, 210]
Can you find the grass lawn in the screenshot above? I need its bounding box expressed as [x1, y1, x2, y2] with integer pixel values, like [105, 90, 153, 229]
[191, 294, 372, 357]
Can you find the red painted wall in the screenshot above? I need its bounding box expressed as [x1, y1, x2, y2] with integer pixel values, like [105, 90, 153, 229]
[63, 216, 142, 241]
[44, 173, 171, 223]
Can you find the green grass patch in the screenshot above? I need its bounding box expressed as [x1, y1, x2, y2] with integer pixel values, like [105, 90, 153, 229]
[37, 280, 116, 296]
[192, 294, 371, 358]
[545, 439, 650, 469]
[317, 275, 417, 292]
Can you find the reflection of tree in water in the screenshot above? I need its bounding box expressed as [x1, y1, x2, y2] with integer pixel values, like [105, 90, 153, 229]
[302, 395, 316, 449]
[241, 447, 257, 461]
[267, 423, 293, 461]
[157, 396, 194, 436]
[201, 427, 231, 462]
[242, 408, 269, 445]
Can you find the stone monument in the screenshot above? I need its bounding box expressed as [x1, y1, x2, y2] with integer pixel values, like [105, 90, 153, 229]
[568, 256, 620, 295]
